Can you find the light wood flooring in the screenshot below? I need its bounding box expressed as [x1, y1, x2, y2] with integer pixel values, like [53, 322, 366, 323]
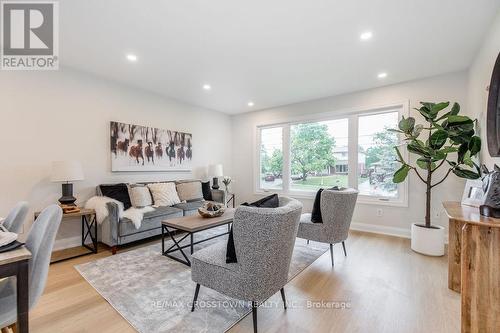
[29, 231, 460, 333]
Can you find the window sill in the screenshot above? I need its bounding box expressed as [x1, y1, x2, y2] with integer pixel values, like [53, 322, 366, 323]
[254, 190, 408, 208]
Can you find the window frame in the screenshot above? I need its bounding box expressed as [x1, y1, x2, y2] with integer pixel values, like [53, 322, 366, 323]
[253, 101, 409, 207]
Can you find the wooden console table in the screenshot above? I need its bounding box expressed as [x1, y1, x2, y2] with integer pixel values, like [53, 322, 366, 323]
[443, 201, 500, 333]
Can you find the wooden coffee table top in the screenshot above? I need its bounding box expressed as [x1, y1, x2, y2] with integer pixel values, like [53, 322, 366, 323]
[162, 208, 235, 232]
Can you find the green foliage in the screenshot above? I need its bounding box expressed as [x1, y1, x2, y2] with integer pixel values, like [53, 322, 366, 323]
[291, 123, 336, 180]
[365, 129, 398, 168]
[391, 101, 480, 184]
[269, 149, 283, 177]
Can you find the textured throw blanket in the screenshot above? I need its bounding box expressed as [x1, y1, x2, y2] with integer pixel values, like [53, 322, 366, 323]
[85, 196, 154, 229]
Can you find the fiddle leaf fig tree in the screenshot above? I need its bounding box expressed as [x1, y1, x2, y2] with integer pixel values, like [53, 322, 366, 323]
[389, 102, 481, 228]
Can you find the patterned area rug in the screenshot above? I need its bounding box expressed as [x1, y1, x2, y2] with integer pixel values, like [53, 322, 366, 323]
[75, 227, 328, 333]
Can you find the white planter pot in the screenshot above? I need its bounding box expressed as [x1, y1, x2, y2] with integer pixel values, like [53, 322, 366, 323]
[410, 223, 445, 256]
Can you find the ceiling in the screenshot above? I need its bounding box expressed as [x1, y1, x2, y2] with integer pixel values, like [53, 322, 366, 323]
[60, 0, 500, 114]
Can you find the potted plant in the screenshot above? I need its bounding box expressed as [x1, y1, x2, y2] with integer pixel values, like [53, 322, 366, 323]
[390, 102, 481, 256]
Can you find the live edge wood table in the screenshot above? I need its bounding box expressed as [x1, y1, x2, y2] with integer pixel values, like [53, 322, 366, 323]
[161, 208, 235, 266]
[0, 246, 31, 333]
[443, 201, 500, 333]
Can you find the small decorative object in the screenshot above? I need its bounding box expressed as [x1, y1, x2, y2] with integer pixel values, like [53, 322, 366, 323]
[208, 164, 223, 190]
[51, 160, 85, 206]
[198, 202, 225, 218]
[110, 121, 193, 172]
[487, 52, 500, 157]
[461, 179, 484, 208]
[390, 101, 481, 256]
[479, 164, 500, 217]
[222, 176, 232, 193]
[59, 204, 81, 214]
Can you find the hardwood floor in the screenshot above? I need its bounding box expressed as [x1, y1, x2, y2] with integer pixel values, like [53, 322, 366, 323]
[30, 231, 460, 333]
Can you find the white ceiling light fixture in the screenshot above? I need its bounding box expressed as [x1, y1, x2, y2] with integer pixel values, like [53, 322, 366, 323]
[203, 84, 211, 91]
[247, 101, 254, 107]
[377, 72, 388, 79]
[360, 31, 373, 41]
[126, 54, 138, 62]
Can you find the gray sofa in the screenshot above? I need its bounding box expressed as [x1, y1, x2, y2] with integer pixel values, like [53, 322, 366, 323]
[97, 180, 225, 254]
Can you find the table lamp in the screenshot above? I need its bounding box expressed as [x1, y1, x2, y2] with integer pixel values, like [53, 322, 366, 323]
[208, 164, 223, 190]
[51, 160, 84, 206]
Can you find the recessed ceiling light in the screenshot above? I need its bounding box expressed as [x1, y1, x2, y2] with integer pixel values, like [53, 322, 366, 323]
[126, 54, 137, 62]
[360, 31, 373, 41]
[203, 84, 211, 91]
[377, 72, 388, 79]
[247, 101, 254, 107]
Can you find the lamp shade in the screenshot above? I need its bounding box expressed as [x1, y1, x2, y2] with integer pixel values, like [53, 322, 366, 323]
[208, 164, 223, 178]
[51, 161, 84, 182]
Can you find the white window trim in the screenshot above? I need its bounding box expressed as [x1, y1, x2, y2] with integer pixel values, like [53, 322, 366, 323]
[253, 100, 410, 207]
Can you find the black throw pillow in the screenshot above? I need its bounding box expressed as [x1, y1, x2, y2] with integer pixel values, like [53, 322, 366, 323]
[311, 188, 324, 223]
[240, 193, 279, 208]
[201, 181, 212, 201]
[226, 194, 280, 263]
[100, 183, 132, 210]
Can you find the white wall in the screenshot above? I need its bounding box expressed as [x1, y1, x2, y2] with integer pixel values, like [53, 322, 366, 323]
[467, 11, 500, 167]
[0, 68, 232, 249]
[231, 71, 469, 237]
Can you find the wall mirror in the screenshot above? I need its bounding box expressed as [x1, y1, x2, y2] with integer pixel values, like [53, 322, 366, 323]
[487, 52, 500, 157]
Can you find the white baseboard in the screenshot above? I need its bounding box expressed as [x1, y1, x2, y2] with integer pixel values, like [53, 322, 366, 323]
[53, 236, 81, 251]
[350, 222, 411, 239]
[350, 221, 449, 244]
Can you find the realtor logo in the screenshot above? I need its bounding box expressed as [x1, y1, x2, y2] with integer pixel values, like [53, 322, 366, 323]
[1, 1, 59, 70]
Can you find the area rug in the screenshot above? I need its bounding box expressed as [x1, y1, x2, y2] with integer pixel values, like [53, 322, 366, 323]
[75, 227, 328, 333]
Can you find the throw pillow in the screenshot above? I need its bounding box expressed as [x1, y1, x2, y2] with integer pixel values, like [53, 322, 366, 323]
[128, 184, 152, 208]
[176, 181, 203, 202]
[147, 182, 181, 207]
[201, 181, 213, 201]
[241, 193, 279, 208]
[99, 183, 132, 210]
[311, 188, 324, 223]
[226, 193, 280, 263]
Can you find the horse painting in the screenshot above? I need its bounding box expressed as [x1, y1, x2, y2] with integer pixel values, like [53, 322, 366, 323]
[129, 140, 145, 165]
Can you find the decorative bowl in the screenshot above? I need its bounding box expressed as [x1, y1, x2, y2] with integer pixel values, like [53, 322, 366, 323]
[198, 202, 226, 218]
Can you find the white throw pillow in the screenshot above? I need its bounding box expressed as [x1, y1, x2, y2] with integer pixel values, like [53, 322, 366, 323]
[128, 185, 152, 208]
[147, 182, 181, 207]
[176, 182, 203, 202]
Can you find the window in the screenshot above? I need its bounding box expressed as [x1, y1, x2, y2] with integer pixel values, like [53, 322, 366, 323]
[259, 127, 283, 190]
[358, 112, 400, 198]
[290, 118, 349, 191]
[255, 103, 408, 206]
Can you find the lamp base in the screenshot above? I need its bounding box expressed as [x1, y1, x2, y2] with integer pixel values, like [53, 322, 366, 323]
[59, 183, 77, 206]
[212, 177, 220, 190]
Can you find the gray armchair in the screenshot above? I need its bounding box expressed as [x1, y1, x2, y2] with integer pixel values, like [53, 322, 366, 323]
[297, 189, 358, 266]
[2, 201, 29, 234]
[0, 205, 62, 329]
[191, 197, 303, 333]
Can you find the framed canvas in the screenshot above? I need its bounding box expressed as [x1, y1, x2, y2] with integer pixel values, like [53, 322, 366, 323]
[110, 121, 192, 172]
[461, 179, 484, 208]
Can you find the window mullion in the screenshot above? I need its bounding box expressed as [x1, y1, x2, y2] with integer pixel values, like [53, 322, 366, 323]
[348, 115, 358, 189]
[282, 125, 291, 193]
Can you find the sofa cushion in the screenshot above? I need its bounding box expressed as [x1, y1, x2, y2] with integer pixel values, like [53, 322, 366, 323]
[173, 201, 203, 212]
[119, 206, 183, 236]
[147, 182, 181, 206]
[100, 183, 132, 210]
[201, 181, 213, 201]
[128, 184, 152, 208]
[176, 181, 203, 202]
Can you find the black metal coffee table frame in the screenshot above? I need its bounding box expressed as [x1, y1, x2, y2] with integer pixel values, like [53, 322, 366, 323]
[161, 223, 231, 266]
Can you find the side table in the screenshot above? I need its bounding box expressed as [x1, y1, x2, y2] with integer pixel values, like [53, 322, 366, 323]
[35, 208, 97, 263]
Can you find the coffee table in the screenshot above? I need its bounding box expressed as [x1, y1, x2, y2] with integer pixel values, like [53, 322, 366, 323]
[161, 208, 235, 266]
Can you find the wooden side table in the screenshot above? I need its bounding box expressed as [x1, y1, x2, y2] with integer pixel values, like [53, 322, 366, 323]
[35, 208, 97, 263]
[443, 201, 500, 332]
[226, 193, 235, 208]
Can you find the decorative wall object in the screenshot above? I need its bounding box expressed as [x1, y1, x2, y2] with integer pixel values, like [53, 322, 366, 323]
[487, 51, 500, 157]
[110, 121, 192, 172]
[461, 179, 484, 207]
